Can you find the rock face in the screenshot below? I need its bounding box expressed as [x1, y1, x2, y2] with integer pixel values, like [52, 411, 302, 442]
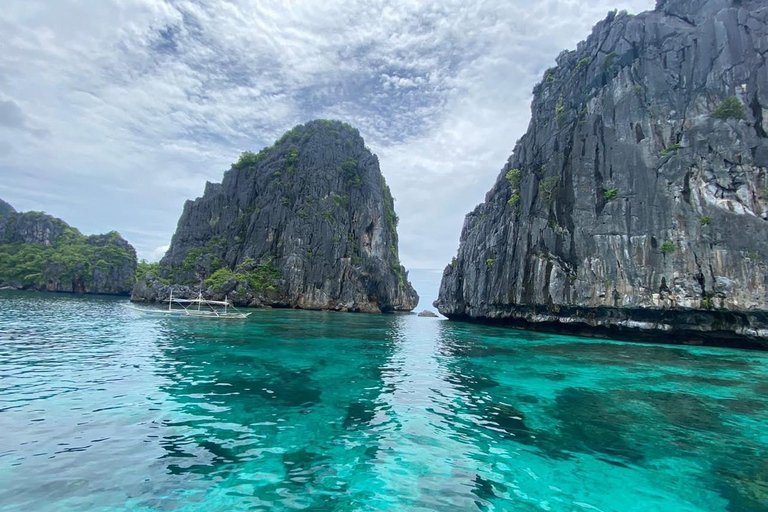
[0, 199, 137, 295]
[132, 120, 418, 313]
[436, 0, 768, 348]
[0, 198, 15, 218]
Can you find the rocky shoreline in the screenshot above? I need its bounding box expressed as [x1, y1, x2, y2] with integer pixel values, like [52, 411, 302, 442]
[442, 306, 768, 350]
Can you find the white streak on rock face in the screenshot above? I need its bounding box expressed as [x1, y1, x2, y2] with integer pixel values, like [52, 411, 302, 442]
[762, 108, 768, 136]
[436, 0, 768, 346]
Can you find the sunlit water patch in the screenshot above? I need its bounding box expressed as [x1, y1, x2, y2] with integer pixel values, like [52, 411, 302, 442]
[1, 291, 767, 511]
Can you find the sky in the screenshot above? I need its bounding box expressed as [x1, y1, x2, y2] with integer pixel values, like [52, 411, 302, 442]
[0, 0, 655, 269]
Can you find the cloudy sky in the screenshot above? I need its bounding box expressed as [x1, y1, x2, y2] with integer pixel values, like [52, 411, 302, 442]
[0, 0, 655, 269]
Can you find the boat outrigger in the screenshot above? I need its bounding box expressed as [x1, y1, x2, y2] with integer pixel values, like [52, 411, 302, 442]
[126, 290, 251, 319]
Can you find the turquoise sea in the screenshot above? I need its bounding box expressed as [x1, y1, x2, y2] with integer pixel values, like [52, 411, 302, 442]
[1, 289, 767, 512]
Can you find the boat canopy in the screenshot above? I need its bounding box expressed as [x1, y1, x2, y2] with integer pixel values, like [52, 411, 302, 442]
[164, 298, 232, 306]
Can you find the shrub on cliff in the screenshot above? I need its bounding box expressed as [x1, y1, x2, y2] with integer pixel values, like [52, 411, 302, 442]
[233, 150, 271, 169]
[506, 169, 522, 208]
[204, 260, 282, 292]
[136, 260, 170, 284]
[661, 241, 676, 255]
[712, 97, 746, 120]
[539, 176, 560, 206]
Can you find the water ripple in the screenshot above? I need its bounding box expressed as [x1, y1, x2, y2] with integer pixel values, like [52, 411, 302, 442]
[1, 291, 768, 511]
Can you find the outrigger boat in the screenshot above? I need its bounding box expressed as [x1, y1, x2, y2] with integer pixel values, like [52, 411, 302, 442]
[126, 290, 251, 319]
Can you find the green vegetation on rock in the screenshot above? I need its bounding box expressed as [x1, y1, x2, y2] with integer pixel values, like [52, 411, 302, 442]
[661, 241, 676, 255]
[539, 176, 560, 206]
[315, 119, 356, 132]
[712, 96, 747, 120]
[233, 150, 271, 170]
[661, 144, 681, 157]
[181, 238, 224, 274]
[137, 260, 161, 280]
[205, 258, 281, 292]
[341, 159, 362, 187]
[383, 182, 399, 233]
[506, 168, 521, 188]
[603, 188, 618, 201]
[234, 120, 358, 173]
[506, 168, 522, 208]
[333, 194, 348, 209]
[555, 98, 566, 126]
[0, 226, 135, 292]
[285, 145, 299, 175]
[0, 199, 14, 218]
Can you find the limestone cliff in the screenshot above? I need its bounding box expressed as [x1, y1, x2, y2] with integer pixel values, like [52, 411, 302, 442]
[436, 0, 768, 348]
[132, 120, 418, 313]
[0, 199, 137, 295]
[0, 198, 15, 218]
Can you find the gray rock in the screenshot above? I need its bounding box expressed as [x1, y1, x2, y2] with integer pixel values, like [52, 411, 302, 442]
[130, 275, 194, 303]
[417, 310, 439, 318]
[435, 0, 768, 349]
[132, 120, 419, 313]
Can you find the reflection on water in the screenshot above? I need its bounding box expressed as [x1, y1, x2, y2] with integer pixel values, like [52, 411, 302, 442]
[1, 290, 768, 511]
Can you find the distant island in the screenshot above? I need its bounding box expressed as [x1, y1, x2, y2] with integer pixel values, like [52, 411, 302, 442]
[0, 198, 137, 295]
[132, 120, 419, 313]
[435, 0, 768, 348]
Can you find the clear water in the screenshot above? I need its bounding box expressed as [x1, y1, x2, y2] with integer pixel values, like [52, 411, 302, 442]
[1, 291, 767, 512]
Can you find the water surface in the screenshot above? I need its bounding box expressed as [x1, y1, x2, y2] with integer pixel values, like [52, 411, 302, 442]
[1, 291, 767, 511]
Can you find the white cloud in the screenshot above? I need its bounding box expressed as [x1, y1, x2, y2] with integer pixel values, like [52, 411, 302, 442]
[0, 0, 656, 282]
[148, 244, 170, 262]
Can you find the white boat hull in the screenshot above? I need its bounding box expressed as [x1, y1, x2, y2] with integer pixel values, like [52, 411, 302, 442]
[124, 304, 251, 319]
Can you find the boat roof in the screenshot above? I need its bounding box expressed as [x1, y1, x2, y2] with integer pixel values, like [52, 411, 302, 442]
[164, 298, 232, 306]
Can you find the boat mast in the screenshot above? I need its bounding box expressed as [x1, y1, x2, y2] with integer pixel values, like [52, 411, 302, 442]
[169, 288, 173, 311]
[198, 291, 202, 312]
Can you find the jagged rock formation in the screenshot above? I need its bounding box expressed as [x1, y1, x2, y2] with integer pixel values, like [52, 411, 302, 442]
[132, 120, 418, 313]
[0, 198, 15, 218]
[436, 0, 768, 348]
[0, 198, 137, 295]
